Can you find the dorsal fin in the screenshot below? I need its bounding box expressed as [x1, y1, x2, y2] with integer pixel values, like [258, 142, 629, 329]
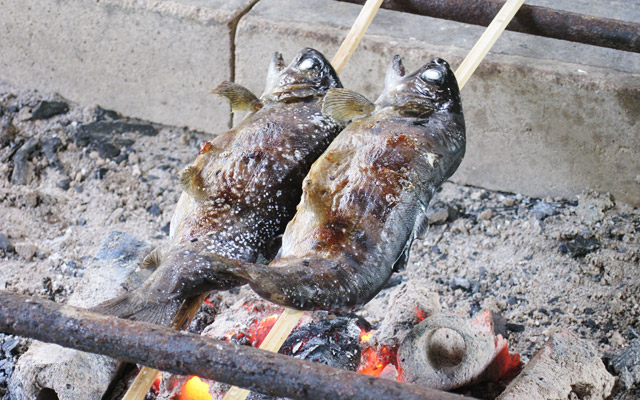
[211, 81, 262, 113]
[178, 165, 208, 202]
[141, 247, 162, 269]
[321, 88, 374, 124]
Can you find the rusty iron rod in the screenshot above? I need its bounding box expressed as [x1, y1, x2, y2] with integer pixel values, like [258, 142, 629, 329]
[336, 0, 640, 53]
[0, 291, 477, 400]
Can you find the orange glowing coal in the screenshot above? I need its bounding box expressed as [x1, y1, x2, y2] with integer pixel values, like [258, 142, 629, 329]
[357, 328, 399, 378]
[177, 314, 279, 399]
[179, 376, 212, 400]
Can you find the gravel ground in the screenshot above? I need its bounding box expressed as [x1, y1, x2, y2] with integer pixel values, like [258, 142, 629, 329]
[1, 80, 638, 399]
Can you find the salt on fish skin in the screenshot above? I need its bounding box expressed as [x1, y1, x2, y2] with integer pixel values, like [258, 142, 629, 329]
[92, 48, 344, 326]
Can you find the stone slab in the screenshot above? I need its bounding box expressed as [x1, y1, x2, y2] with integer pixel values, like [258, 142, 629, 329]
[0, 0, 258, 133]
[8, 231, 151, 400]
[235, 0, 640, 205]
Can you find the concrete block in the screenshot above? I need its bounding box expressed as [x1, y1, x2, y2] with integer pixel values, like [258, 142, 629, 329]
[1, 0, 257, 133]
[235, 0, 640, 205]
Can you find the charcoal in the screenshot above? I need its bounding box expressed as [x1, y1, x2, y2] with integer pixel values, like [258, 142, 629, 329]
[505, 323, 525, 333]
[74, 120, 157, 159]
[0, 116, 17, 148]
[280, 316, 362, 370]
[29, 101, 69, 120]
[147, 203, 161, 216]
[605, 338, 640, 390]
[559, 235, 601, 258]
[93, 167, 108, 180]
[57, 178, 71, 190]
[94, 106, 121, 121]
[41, 137, 62, 166]
[247, 316, 363, 400]
[10, 137, 40, 185]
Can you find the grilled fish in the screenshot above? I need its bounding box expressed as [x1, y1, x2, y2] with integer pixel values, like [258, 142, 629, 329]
[93, 48, 343, 325]
[225, 56, 466, 310]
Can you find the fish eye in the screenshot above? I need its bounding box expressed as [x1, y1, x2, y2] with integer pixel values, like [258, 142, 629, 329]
[421, 68, 443, 82]
[298, 57, 319, 71]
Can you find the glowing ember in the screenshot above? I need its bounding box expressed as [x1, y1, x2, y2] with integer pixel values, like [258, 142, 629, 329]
[360, 330, 373, 342]
[249, 315, 278, 347]
[178, 315, 279, 398]
[415, 307, 427, 322]
[357, 328, 399, 377]
[179, 376, 212, 400]
[151, 373, 162, 393]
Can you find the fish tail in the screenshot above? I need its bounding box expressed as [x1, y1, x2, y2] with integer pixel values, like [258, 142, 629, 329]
[91, 289, 182, 327]
[238, 257, 392, 312]
[92, 249, 248, 326]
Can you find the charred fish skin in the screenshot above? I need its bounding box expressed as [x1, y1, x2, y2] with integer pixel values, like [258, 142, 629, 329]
[234, 57, 465, 311]
[93, 48, 344, 325]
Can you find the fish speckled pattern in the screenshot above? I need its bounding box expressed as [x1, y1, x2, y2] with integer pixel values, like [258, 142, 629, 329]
[93, 48, 343, 325]
[229, 57, 465, 311]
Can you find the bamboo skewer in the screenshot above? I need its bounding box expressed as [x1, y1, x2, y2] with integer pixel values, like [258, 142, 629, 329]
[122, 293, 209, 400]
[223, 308, 305, 400]
[455, 0, 525, 89]
[332, 0, 384, 74]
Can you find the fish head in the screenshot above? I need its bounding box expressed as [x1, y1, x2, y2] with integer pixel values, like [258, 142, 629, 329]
[376, 56, 461, 117]
[262, 48, 342, 103]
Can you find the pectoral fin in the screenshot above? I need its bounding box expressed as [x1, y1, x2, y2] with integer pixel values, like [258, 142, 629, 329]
[321, 88, 374, 124]
[141, 247, 162, 269]
[414, 201, 430, 240]
[211, 81, 263, 113]
[393, 240, 412, 273]
[178, 165, 208, 202]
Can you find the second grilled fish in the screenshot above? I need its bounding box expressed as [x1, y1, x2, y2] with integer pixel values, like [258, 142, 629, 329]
[226, 56, 466, 310]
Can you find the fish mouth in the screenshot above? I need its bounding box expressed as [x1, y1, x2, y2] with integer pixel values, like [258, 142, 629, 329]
[269, 83, 322, 101]
[272, 83, 316, 94]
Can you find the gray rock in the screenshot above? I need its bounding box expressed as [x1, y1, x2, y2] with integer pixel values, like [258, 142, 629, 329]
[451, 277, 472, 292]
[8, 231, 151, 400]
[530, 200, 557, 220]
[576, 191, 614, 225]
[0, 233, 14, 254]
[94, 230, 147, 265]
[14, 243, 37, 261]
[497, 330, 615, 400]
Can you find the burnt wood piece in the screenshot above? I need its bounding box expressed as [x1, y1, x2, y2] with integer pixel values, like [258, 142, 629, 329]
[0, 291, 476, 400]
[336, 0, 640, 53]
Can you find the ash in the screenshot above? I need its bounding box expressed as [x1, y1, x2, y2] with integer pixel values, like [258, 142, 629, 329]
[1, 82, 639, 399]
